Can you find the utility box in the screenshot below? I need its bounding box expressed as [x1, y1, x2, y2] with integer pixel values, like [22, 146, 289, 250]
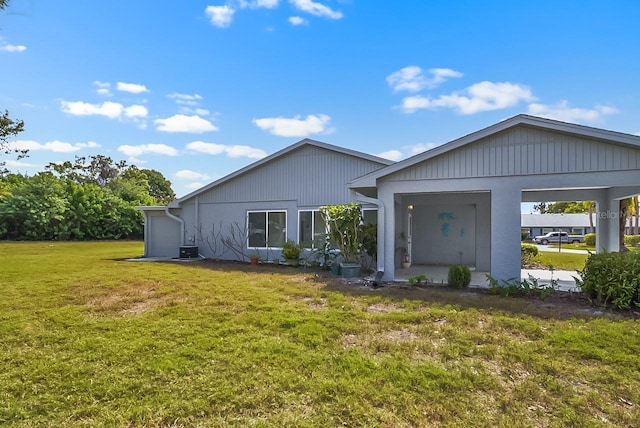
[179, 246, 198, 259]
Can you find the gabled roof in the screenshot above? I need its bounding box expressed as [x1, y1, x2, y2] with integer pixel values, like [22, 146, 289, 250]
[169, 138, 394, 207]
[350, 114, 640, 188]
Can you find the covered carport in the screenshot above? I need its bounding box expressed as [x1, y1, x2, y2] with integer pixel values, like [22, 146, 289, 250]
[351, 114, 640, 283]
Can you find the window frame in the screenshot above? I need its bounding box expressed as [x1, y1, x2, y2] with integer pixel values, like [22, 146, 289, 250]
[298, 209, 328, 249]
[247, 210, 287, 249]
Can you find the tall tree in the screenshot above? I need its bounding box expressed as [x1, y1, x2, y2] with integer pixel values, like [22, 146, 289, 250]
[1, 110, 27, 174]
[143, 169, 175, 204]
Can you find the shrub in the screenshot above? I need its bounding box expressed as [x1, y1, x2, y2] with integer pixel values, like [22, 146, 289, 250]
[282, 240, 301, 260]
[521, 230, 529, 241]
[584, 233, 596, 246]
[448, 265, 471, 288]
[521, 244, 539, 266]
[575, 251, 640, 309]
[624, 235, 640, 247]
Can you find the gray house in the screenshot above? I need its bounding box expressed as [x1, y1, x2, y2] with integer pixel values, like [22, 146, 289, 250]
[139, 139, 392, 261]
[521, 213, 596, 238]
[139, 114, 640, 282]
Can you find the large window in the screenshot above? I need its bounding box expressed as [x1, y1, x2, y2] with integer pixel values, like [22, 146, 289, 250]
[298, 210, 327, 248]
[248, 211, 286, 248]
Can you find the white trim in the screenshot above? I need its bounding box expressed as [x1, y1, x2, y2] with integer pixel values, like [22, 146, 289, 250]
[297, 209, 328, 249]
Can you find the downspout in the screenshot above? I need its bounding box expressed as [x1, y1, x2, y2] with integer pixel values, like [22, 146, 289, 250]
[165, 205, 185, 246]
[352, 190, 384, 273]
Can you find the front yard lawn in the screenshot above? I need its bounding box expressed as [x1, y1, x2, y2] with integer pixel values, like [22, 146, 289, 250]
[1, 241, 639, 427]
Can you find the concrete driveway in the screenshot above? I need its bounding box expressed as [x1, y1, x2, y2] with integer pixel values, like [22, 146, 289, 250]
[532, 244, 590, 254]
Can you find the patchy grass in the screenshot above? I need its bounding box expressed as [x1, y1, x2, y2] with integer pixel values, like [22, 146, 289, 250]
[1, 241, 639, 427]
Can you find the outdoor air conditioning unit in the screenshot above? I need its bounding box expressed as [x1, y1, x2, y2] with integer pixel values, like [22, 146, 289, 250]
[179, 246, 198, 259]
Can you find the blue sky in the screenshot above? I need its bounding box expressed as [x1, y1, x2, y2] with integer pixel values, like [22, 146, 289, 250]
[1, 0, 639, 201]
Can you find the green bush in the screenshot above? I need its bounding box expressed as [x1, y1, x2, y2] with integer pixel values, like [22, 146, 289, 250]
[448, 265, 471, 288]
[624, 235, 640, 247]
[521, 244, 539, 266]
[282, 240, 301, 259]
[584, 233, 596, 246]
[575, 251, 640, 309]
[521, 230, 529, 241]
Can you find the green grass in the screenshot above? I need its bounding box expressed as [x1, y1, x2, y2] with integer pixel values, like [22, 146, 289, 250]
[2, 241, 640, 427]
[535, 251, 589, 271]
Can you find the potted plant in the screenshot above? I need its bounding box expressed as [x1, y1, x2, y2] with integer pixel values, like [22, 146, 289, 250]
[282, 240, 301, 266]
[250, 250, 260, 265]
[400, 248, 411, 269]
[320, 203, 362, 278]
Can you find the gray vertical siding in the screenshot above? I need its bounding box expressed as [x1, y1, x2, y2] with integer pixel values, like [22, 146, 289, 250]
[386, 125, 640, 181]
[196, 145, 387, 205]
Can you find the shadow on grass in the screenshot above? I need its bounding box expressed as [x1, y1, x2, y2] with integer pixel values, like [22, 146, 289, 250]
[134, 258, 632, 321]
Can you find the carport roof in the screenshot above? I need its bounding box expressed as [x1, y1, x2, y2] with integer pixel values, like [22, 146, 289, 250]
[349, 114, 640, 188]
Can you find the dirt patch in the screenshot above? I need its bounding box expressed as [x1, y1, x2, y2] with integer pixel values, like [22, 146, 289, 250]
[367, 302, 406, 313]
[85, 287, 179, 317]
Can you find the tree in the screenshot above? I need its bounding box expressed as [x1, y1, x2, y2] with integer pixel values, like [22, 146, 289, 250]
[0, 1, 9, 10]
[1, 110, 26, 174]
[143, 168, 175, 204]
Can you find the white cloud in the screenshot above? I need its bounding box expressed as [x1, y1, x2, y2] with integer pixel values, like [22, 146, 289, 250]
[5, 160, 37, 167]
[253, 114, 331, 137]
[289, 0, 342, 19]
[186, 141, 226, 155]
[409, 142, 438, 155]
[240, 0, 280, 8]
[376, 150, 403, 162]
[387, 66, 462, 92]
[117, 144, 178, 157]
[0, 41, 26, 52]
[61, 100, 124, 119]
[289, 16, 307, 25]
[527, 101, 617, 123]
[400, 81, 535, 114]
[186, 141, 267, 159]
[155, 114, 218, 133]
[116, 82, 149, 94]
[8, 139, 99, 153]
[175, 169, 211, 180]
[124, 105, 148, 118]
[168, 93, 203, 105]
[225, 144, 267, 158]
[205, 5, 235, 28]
[185, 181, 205, 190]
[93, 81, 112, 96]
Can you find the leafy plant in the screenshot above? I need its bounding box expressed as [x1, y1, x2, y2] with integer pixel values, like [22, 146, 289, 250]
[521, 244, 539, 267]
[319, 203, 362, 263]
[408, 274, 427, 285]
[575, 250, 640, 309]
[486, 274, 556, 298]
[584, 233, 596, 246]
[448, 265, 471, 288]
[282, 240, 301, 260]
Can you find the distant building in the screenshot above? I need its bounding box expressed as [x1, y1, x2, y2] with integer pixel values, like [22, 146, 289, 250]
[521, 213, 595, 238]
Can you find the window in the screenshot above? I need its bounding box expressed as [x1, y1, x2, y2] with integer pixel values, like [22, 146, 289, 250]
[247, 211, 286, 248]
[298, 210, 327, 248]
[362, 209, 377, 225]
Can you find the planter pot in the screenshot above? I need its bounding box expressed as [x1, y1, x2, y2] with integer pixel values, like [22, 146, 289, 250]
[250, 256, 259, 265]
[272, 258, 280, 265]
[330, 264, 341, 275]
[286, 258, 299, 267]
[340, 262, 361, 278]
[401, 262, 411, 269]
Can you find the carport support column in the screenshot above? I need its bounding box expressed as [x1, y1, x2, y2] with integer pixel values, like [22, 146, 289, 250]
[595, 197, 620, 252]
[490, 187, 522, 283]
